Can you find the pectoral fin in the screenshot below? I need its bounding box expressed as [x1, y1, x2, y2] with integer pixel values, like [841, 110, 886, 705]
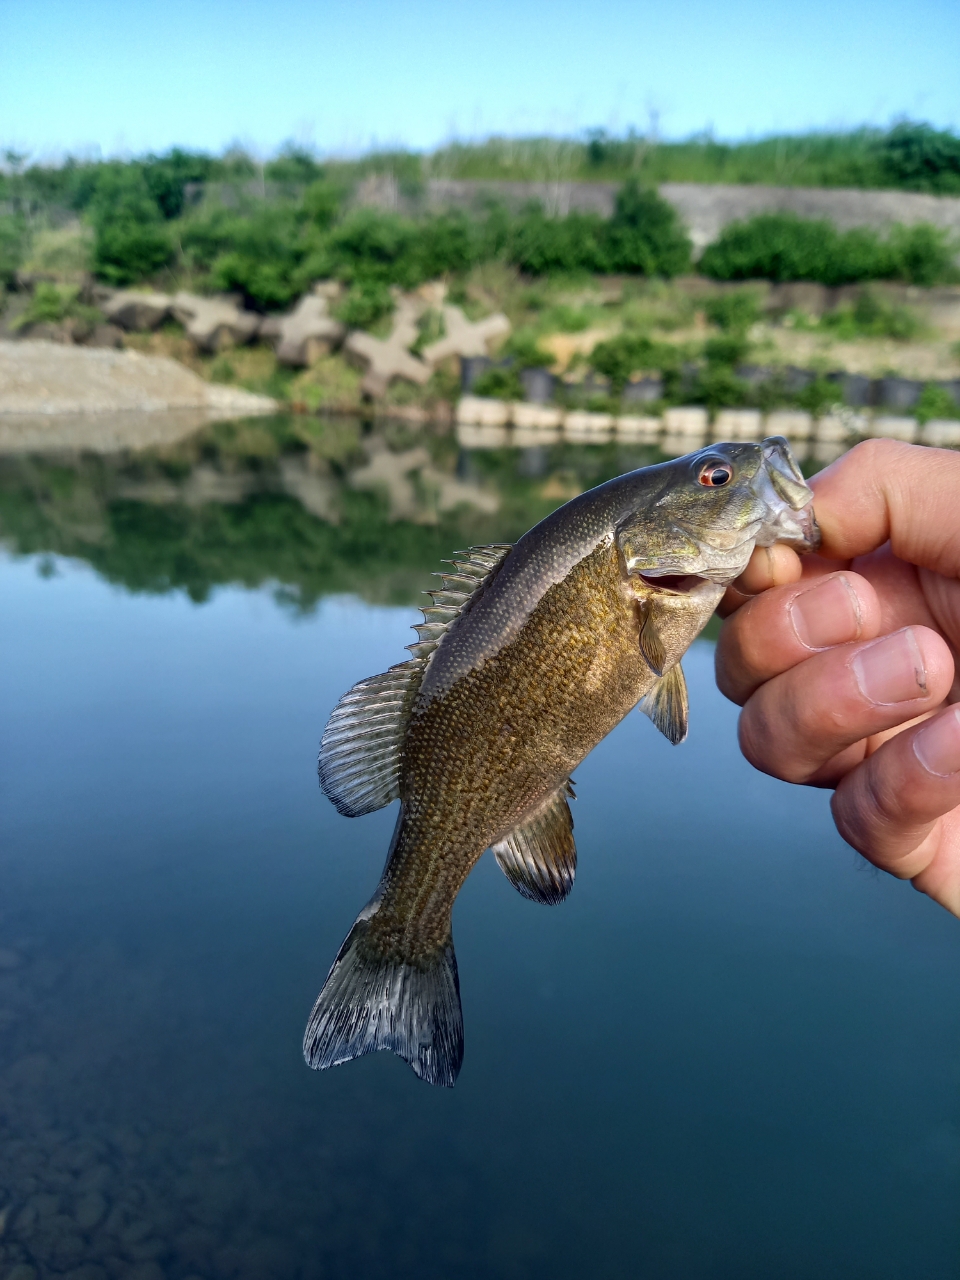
[491, 783, 576, 905]
[638, 662, 688, 745]
[637, 605, 667, 676]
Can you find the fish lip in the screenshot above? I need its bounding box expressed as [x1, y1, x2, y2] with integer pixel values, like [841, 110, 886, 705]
[754, 437, 821, 554]
[795, 502, 821, 553]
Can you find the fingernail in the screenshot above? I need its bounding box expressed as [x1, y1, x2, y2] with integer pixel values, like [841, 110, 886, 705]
[790, 575, 862, 649]
[914, 706, 960, 777]
[851, 628, 927, 706]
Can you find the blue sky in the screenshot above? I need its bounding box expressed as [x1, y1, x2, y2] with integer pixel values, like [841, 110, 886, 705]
[2, 0, 959, 160]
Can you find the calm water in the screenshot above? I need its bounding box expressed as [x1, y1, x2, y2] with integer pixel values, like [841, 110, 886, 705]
[1, 422, 959, 1280]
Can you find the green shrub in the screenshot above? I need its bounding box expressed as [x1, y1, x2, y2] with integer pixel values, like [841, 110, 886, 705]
[412, 212, 480, 279]
[589, 333, 681, 391]
[879, 123, 960, 195]
[603, 180, 691, 276]
[703, 289, 763, 333]
[334, 281, 394, 329]
[794, 375, 842, 416]
[140, 149, 214, 219]
[302, 178, 344, 229]
[264, 146, 326, 186]
[538, 303, 592, 332]
[501, 330, 553, 367]
[11, 282, 102, 335]
[472, 365, 523, 400]
[0, 213, 27, 286]
[819, 290, 923, 340]
[12, 281, 73, 326]
[703, 333, 750, 366]
[690, 363, 750, 411]
[327, 209, 420, 285]
[884, 223, 958, 286]
[183, 204, 307, 308]
[915, 383, 960, 423]
[701, 213, 840, 283]
[700, 212, 957, 286]
[507, 209, 609, 275]
[90, 165, 173, 284]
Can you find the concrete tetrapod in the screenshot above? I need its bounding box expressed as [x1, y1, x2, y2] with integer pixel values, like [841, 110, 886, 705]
[260, 290, 346, 367]
[171, 293, 260, 353]
[421, 304, 510, 367]
[343, 297, 431, 397]
[100, 291, 174, 331]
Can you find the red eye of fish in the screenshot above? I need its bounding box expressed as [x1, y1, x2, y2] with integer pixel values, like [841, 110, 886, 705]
[699, 464, 732, 487]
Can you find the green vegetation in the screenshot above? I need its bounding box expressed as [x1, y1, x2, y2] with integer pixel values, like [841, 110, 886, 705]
[803, 290, 925, 341]
[429, 122, 960, 191]
[9, 281, 102, 335]
[702, 288, 764, 334]
[915, 383, 960, 423]
[3, 122, 957, 307]
[89, 164, 176, 285]
[588, 333, 682, 394]
[700, 214, 957, 287]
[0, 212, 28, 287]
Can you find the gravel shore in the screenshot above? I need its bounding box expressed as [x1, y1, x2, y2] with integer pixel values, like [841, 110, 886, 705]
[0, 341, 278, 452]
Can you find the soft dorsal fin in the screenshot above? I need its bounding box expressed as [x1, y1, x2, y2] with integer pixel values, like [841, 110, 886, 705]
[318, 659, 426, 817]
[491, 782, 577, 905]
[638, 662, 688, 744]
[407, 544, 512, 660]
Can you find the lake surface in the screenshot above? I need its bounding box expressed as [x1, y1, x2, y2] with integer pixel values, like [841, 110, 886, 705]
[1, 420, 959, 1280]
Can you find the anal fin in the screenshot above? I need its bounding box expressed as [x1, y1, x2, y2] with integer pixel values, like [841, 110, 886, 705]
[638, 662, 688, 744]
[491, 783, 576, 905]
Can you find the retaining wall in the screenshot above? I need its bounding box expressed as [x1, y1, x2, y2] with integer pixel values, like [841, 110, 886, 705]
[353, 175, 960, 251]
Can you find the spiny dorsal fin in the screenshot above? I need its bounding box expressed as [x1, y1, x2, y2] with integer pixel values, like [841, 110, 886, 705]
[407, 543, 512, 660]
[318, 659, 426, 817]
[638, 662, 688, 745]
[491, 781, 576, 906]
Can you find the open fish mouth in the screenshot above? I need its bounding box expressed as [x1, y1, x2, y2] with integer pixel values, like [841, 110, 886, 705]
[637, 572, 713, 594]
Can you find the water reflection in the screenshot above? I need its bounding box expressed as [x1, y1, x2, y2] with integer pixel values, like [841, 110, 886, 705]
[1, 419, 959, 1280]
[0, 415, 674, 606]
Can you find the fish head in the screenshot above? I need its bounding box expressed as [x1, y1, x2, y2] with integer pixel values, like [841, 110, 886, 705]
[617, 436, 819, 588]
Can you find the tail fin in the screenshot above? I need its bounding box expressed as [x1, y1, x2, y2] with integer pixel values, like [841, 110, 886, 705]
[303, 905, 464, 1088]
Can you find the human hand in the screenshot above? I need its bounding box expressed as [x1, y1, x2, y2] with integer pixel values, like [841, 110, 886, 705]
[716, 439, 960, 917]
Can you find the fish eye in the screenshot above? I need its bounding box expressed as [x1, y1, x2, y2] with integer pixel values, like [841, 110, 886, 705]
[699, 463, 733, 488]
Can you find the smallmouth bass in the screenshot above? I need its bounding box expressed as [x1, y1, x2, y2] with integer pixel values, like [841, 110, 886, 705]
[305, 437, 818, 1086]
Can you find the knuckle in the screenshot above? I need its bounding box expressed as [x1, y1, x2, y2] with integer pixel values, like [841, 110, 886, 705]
[738, 679, 825, 784]
[715, 602, 771, 703]
[844, 437, 908, 473]
[737, 698, 795, 780]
